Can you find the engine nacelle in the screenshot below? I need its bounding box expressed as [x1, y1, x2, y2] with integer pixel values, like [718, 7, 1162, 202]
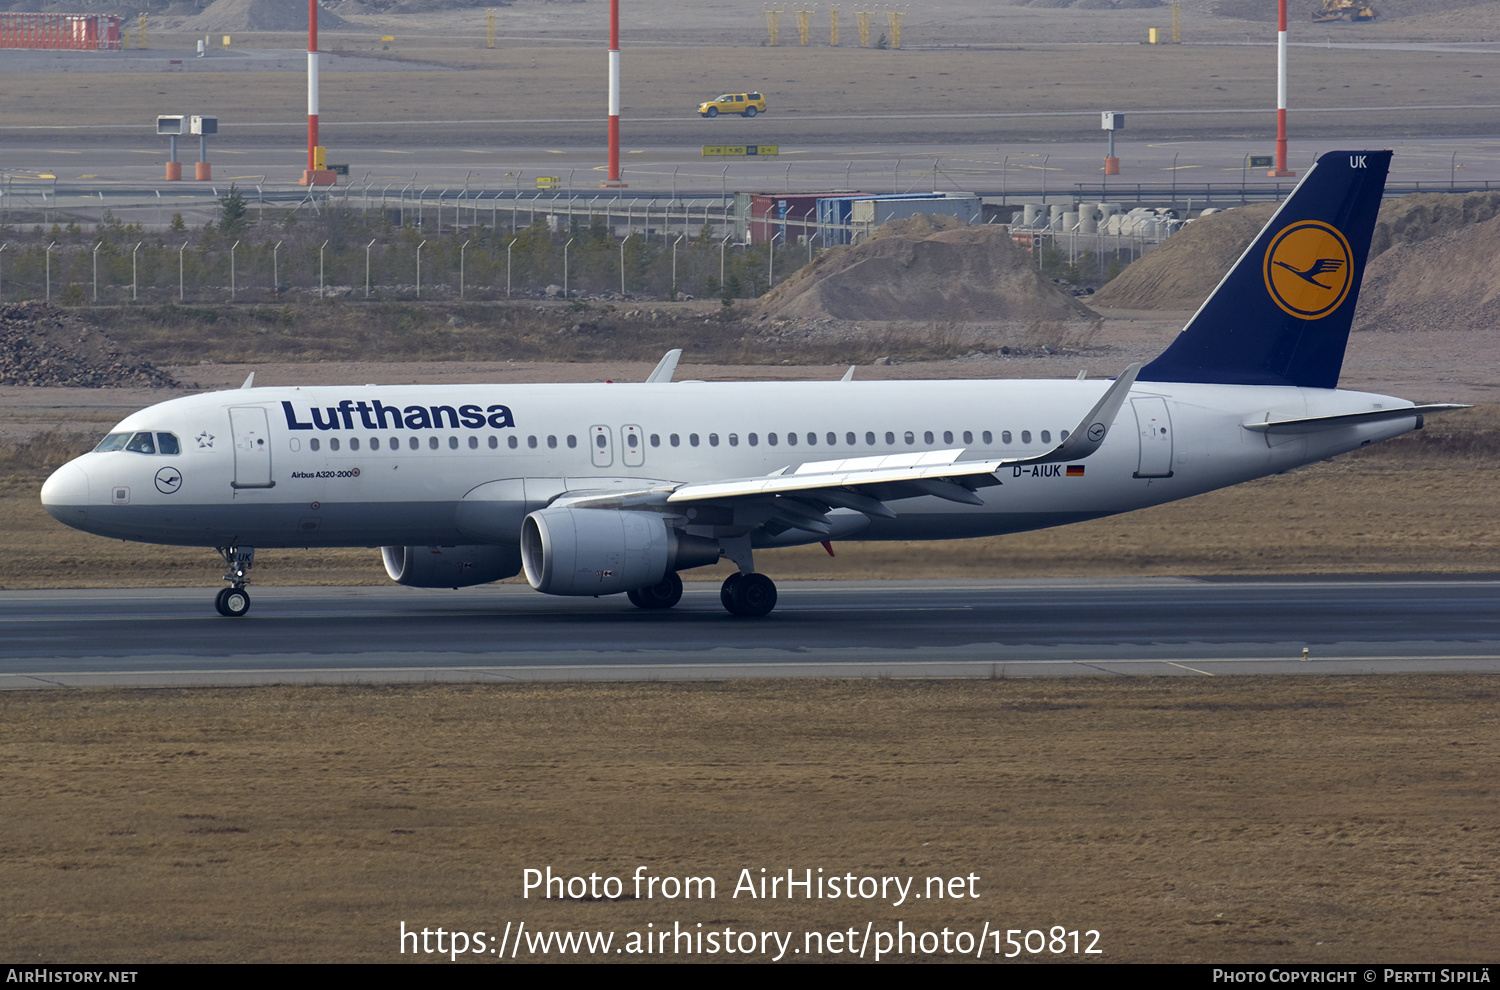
[381, 544, 522, 589]
[521, 507, 720, 596]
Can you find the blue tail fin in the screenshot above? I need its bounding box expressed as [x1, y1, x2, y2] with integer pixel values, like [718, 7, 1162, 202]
[1139, 150, 1390, 388]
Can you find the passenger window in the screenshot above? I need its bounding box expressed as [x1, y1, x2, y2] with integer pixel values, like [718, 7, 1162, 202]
[827, 433, 837, 446]
[567, 435, 577, 449]
[1022, 431, 1032, 444]
[670, 434, 680, 447]
[125, 432, 155, 454]
[528, 436, 538, 449]
[489, 436, 498, 449]
[1001, 431, 1011, 444]
[1041, 431, 1051, 444]
[729, 434, 739, 447]
[923, 431, 934, 444]
[885, 432, 895, 445]
[768, 433, 778, 446]
[350, 438, 360, 451]
[943, 431, 953, 445]
[595, 434, 607, 449]
[429, 436, 439, 450]
[785, 433, 796, 446]
[411, 437, 421, 450]
[984, 431, 994, 444]
[1061, 430, 1069, 440]
[846, 432, 856, 446]
[547, 435, 557, 449]
[331, 438, 341, 452]
[508, 436, 518, 449]
[709, 433, 720, 447]
[865, 432, 875, 445]
[470, 436, 480, 449]
[310, 438, 320, 452]
[390, 436, 398, 449]
[690, 434, 700, 447]
[904, 431, 915, 445]
[371, 438, 381, 450]
[156, 433, 181, 455]
[650, 434, 660, 447]
[749, 433, 759, 447]
[963, 431, 973, 444]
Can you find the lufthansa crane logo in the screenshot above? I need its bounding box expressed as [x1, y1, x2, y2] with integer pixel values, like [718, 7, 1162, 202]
[1263, 220, 1354, 320]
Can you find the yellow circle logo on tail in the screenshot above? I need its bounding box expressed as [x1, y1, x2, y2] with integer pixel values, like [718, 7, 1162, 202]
[1263, 220, 1354, 320]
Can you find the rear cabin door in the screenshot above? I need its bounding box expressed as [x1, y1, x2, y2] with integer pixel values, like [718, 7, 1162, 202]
[1132, 397, 1174, 479]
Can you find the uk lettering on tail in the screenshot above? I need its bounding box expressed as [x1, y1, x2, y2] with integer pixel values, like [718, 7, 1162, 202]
[41, 150, 1466, 617]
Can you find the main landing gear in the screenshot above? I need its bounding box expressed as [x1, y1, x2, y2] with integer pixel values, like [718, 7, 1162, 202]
[720, 572, 777, 617]
[213, 545, 254, 617]
[624, 570, 779, 616]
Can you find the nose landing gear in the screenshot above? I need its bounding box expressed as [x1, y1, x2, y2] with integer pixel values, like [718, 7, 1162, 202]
[213, 545, 255, 617]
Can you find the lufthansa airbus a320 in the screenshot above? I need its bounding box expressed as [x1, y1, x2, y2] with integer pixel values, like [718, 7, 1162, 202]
[41, 151, 1463, 617]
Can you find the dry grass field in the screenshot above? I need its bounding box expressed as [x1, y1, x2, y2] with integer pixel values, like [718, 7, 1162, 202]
[3, 676, 1498, 963]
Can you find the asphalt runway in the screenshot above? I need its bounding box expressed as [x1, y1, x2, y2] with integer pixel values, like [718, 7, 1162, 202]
[3, 577, 1499, 688]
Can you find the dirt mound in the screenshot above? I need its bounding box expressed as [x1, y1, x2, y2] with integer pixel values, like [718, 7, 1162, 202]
[1355, 214, 1500, 333]
[1090, 203, 1276, 310]
[866, 212, 970, 241]
[178, 0, 348, 32]
[0, 303, 178, 388]
[1093, 191, 1500, 313]
[1203, 0, 1495, 21]
[760, 221, 1096, 322]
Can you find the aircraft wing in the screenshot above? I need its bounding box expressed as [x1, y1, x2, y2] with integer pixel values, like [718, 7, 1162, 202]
[558, 366, 1141, 523]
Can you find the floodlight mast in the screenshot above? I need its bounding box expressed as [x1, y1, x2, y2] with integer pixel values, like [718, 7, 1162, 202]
[308, 0, 318, 173]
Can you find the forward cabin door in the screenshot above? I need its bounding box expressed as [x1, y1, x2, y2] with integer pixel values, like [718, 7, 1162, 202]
[1132, 397, 1174, 479]
[229, 406, 275, 488]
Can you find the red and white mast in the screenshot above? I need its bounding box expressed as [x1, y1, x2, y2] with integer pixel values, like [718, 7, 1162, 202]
[604, 0, 625, 186]
[1270, 0, 1295, 177]
[308, 0, 319, 173]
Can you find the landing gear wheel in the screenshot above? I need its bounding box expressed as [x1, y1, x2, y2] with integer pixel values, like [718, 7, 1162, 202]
[726, 572, 777, 617]
[632, 571, 683, 610]
[744, 106, 757, 117]
[720, 573, 742, 612]
[215, 587, 251, 617]
[706, 107, 719, 117]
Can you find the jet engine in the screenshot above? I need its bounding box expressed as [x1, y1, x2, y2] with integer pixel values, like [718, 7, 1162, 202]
[381, 544, 522, 589]
[521, 507, 720, 596]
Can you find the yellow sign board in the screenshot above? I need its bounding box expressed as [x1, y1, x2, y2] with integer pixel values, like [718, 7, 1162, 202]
[381, 35, 395, 42]
[536, 176, 562, 189]
[703, 146, 780, 157]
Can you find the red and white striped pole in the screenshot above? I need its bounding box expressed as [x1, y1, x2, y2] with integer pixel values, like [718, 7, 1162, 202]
[604, 0, 625, 186]
[308, 0, 318, 171]
[1270, 0, 1295, 177]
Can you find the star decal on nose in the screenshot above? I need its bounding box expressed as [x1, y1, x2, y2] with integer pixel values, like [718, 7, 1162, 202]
[196, 432, 215, 448]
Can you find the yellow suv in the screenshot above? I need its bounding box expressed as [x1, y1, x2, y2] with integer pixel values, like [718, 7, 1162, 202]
[698, 92, 767, 118]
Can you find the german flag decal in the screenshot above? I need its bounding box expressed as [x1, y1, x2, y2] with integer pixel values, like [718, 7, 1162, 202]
[1263, 220, 1354, 320]
[1066, 465, 1085, 477]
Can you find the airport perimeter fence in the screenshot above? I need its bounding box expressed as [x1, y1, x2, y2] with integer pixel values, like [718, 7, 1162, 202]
[0, 204, 826, 307]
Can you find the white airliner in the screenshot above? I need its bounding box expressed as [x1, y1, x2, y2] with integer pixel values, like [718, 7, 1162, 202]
[41, 150, 1462, 617]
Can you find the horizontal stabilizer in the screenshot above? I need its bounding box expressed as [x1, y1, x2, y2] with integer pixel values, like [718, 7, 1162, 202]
[1242, 403, 1470, 434]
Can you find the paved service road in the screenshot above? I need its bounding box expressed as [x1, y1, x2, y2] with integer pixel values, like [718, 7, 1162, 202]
[2, 578, 1499, 688]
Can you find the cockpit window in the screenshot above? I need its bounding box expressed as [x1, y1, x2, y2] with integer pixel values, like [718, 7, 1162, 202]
[96, 431, 181, 454]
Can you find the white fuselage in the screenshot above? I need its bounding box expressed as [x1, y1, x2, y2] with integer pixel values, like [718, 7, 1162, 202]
[41, 377, 1419, 553]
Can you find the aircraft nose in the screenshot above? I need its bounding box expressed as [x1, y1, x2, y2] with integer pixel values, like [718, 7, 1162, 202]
[41, 460, 90, 526]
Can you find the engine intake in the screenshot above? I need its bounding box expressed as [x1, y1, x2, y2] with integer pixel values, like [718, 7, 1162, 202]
[521, 507, 720, 596]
